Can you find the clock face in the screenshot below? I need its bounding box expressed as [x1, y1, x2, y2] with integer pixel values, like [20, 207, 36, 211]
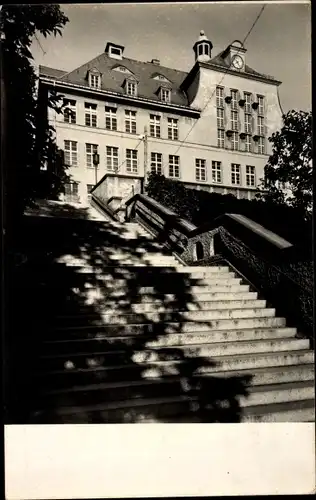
[232, 55, 244, 69]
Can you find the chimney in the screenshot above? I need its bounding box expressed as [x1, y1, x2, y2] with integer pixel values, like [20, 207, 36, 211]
[151, 59, 160, 65]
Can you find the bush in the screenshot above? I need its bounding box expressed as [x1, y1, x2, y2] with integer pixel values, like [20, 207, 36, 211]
[145, 172, 312, 253]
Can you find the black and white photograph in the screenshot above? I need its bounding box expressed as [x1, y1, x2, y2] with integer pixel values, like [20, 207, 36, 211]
[2, 0, 314, 496]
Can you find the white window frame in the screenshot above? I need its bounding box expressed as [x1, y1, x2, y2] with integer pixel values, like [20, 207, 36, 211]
[217, 108, 224, 129]
[63, 99, 76, 124]
[217, 129, 225, 148]
[258, 95, 264, 116]
[231, 90, 238, 110]
[258, 136, 265, 154]
[231, 163, 241, 185]
[195, 158, 207, 182]
[126, 80, 137, 96]
[216, 87, 224, 108]
[105, 106, 117, 131]
[85, 103, 97, 127]
[150, 114, 161, 138]
[245, 134, 252, 153]
[231, 110, 238, 131]
[246, 165, 256, 187]
[244, 113, 252, 134]
[64, 181, 79, 200]
[244, 93, 252, 113]
[167, 118, 178, 140]
[86, 143, 98, 169]
[211, 161, 222, 183]
[168, 155, 180, 178]
[89, 73, 100, 89]
[106, 146, 119, 171]
[64, 140, 78, 167]
[160, 87, 171, 102]
[150, 152, 163, 174]
[257, 115, 264, 136]
[126, 149, 138, 173]
[125, 110, 137, 134]
[231, 131, 239, 150]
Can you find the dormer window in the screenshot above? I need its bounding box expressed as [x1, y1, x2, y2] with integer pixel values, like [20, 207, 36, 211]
[112, 65, 133, 75]
[123, 78, 137, 97]
[105, 42, 125, 60]
[160, 87, 171, 103]
[152, 73, 171, 83]
[88, 69, 101, 89]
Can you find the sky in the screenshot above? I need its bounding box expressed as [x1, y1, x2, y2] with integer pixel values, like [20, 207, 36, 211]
[31, 1, 311, 113]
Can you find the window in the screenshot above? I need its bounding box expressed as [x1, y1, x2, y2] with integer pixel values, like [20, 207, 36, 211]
[150, 114, 161, 138]
[217, 108, 224, 129]
[86, 143, 98, 168]
[169, 155, 180, 178]
[105, 106, 117, 131]
[63, 99, 76, 124]
[110, 47, 122, 57]
[126, 149, 138, 173]
[126, 80, 137, 96]
[258, 137, 265, 154]
[216, 87, 224, 108]
[245, 113, 252, 133]
[211, 161, 222, 183]
[245, 134, 252, 153]
[258, 96, 264, 116]
[160, 87, 171, 102]
[231, 110, 238, 131]
[89, 74, 100, 88]
[231, 163, 241, 185]
[217, 129, 225, 148]
[87, 184, 94, 194]
[64, 182, 79, 202]
[244, 93, 252, 113]
[85, 103, 97, 127]
[231, 131, 239, 150]
[64, 140, 78, 167]
[150, 152, 163, 174]
[231, 90, 238, 110]
[196, 159, 206, 182]
[257, 116, 264, 136]
[167, 118, 178, 140]
[106, 146, 119, 171]
[125, 110, 137, 134]
[246, 165, 256, 187]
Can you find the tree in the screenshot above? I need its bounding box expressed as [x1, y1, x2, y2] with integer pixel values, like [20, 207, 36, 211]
[256, 110, 312, 219]
[1, 5, 69, 240]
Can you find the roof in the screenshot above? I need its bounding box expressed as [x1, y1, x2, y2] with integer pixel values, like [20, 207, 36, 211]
[39, 65, 67, 79]
[207, 50, 279, 82]
[40, 54, 189, 106]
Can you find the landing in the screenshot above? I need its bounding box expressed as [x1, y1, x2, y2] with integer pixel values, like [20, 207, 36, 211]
[24, 199, 111, 222]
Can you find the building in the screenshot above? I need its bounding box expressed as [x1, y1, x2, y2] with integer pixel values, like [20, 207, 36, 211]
[38, 31, 283, 205]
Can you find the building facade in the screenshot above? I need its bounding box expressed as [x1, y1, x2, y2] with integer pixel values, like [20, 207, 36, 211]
[38, 31, 283, 205]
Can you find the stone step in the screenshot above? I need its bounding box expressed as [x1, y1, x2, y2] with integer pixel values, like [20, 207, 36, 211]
[242, 399, 315, 422]
[38, 364, 315, 405]
[38, 338, 309, 372]
[35, 349, 314, 389]
[49, 315, 286, 336]
[62, 266, 235, 279]
[29, 386, 315, 424]
[41, 327, 298, 354]
[242, 380, 314, 407]
[69, 290, 258, 303]
[52, 307, 276, 326]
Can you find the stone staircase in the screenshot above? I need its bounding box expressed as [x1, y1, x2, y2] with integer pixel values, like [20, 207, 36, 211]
[19, 212, 314, 424]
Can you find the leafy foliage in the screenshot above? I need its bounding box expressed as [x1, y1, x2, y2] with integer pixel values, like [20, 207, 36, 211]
[1, 5, 69, 229]
[257, 110, 312, 218]
[146, 172, 312, 254]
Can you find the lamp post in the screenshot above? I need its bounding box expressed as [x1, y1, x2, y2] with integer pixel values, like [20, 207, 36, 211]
[93, 152, 100, 185]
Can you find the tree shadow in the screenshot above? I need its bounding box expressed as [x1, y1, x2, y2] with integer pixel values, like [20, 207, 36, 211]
[6, 206, 253, 424]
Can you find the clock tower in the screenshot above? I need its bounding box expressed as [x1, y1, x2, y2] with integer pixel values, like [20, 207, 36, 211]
[222, 40, 247, 71]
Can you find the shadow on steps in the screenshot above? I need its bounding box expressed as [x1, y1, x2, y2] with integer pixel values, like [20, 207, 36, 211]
[6, 211, 253, 424]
